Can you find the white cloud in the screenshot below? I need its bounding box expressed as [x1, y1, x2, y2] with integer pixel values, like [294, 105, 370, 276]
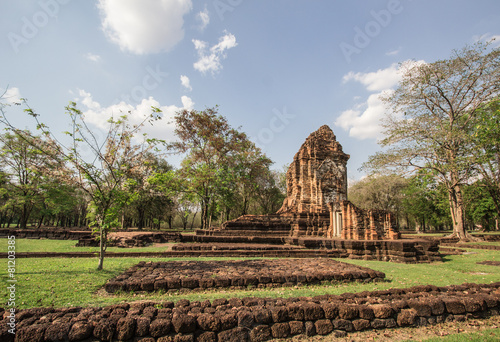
[181, 95, 194, 109]
[473, 33, 500, 47]
[180, 75, 192, 91]
[85, 53, 101, 62]
[196, 7, 210, 31]
[0, 87, 22, 105]
[98, 0, 192, 54]
[335, 92, 392, 140]
[76, 89, 194, 142]
[193, 31, 238, 75]
[386, 47, 401, 56]
[342, 63, 401, 91]
[337, 62, 426, 140]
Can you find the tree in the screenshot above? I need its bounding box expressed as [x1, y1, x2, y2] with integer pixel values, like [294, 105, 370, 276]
[170, 107, 272, 229]
[122, 153, 174, 230]
[0, 131, 63, 228]
[363, 42, 500, 241]
[253, 169, 286, 215]
[401, 173, 451, 232]
[472, 98, 500, 223]
[0, 97, 163, 270]
[463, 180, 498, 231]
[348, 174, 408, 213]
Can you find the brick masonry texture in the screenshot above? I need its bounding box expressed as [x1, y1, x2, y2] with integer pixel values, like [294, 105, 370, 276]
[3, 282, 499, 342]
[104, 259, 386, 293]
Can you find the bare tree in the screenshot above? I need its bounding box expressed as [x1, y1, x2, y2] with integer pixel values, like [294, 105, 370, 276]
[363, 42, 500, 241]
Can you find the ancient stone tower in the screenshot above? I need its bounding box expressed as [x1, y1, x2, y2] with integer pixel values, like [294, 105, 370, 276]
[277, 125, 349, 237]
[215, 124, 400, 240]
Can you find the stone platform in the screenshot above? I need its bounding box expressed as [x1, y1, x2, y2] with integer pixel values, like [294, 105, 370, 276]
[104, 259, 386, 293]
[186, 233, 441, 263]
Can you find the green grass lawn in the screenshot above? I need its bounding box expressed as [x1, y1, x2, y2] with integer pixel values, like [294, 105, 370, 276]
[461, 241, 500, 247]
[0, 238, 175, 253]
[418, 328, 500, 342]
[0, 239, 499, 310]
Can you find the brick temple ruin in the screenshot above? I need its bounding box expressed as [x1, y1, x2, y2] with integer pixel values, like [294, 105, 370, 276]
[218, 125, 400, 240]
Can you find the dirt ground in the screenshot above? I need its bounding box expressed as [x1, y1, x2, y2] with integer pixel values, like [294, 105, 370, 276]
[275, 315, 500, 342]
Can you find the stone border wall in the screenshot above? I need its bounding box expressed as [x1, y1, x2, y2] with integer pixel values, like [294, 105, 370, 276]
[76, 233, 182, 248]
[0, 229, 91, 240]
[3, 282, 499, 342]
[0, 250, 344, 259]
[171, 243, 303, 251]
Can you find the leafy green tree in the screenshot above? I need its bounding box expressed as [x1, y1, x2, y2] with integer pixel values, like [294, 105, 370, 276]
[401, 174, 451, 231]
[170, 107, 272, 229]
[0, 131, 62, 228]
[363, 42, 500, 241]
[471, 98, 500, 222]
[0, 169, 12, 227]
[348, 174, 408, 213]
[463, 181, 498, 231]
[176, 194, 199, 230]
[121, 153, 174, 230]
[253, 169, 286, 215]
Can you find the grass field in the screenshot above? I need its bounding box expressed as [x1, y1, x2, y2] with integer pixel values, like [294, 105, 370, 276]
[0, 238, 175, 253]
[1, 238, 500, 310]
[422, 329, 500, 342]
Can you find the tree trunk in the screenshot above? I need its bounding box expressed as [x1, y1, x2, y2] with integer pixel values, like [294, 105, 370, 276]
[180, 211, 188, 230]
[36, 215, 44, 229]
[137, 207, 145, 230]
[20, 203, 29, 229]
[97, 226, 107, 271]
[190, 211, 198, 229]
[201, 198, 209, 229]
[97, 227, 104, 270]
[448, 185, 468, 240]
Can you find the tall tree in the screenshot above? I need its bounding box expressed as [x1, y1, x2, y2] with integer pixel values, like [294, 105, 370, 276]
[170, 107, 272, 229]
[348, 174, 408, 213]
[123, 153, 174, 230]
[363, 42, 500, 241]
[401, 173, 451, 231]
[0, 131, 63, 228]
[472, 98, 500, 222]
[463, 180, 498, 231]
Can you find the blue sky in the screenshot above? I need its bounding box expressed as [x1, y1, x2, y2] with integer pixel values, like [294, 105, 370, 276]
[1, 0, 499, 180]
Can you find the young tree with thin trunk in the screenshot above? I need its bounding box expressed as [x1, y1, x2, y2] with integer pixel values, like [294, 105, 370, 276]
[363, 42, 500, 241]
[0, 97, 162, 270]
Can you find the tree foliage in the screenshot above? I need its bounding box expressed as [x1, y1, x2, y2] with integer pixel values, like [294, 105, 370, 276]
[169, 107, 275, 228]
[471, 98, 500, 220]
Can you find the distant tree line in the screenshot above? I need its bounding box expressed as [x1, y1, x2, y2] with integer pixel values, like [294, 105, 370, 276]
[0, 108, 285, 232]
[348, 173, 499, 232]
